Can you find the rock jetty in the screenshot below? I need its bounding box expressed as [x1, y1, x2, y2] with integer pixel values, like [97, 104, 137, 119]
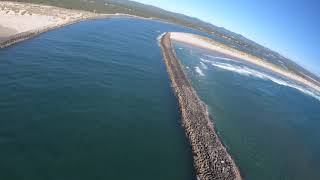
[0, 15, 109, 49]
[159, 32, 242, 180]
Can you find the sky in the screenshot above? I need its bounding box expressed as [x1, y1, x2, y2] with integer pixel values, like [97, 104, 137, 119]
[134, 0, 320, 76]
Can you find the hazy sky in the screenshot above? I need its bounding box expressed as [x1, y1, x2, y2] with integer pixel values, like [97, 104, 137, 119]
[134, 0, 320, 75]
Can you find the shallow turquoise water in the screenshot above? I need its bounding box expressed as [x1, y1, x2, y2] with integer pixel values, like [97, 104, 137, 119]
[174, 42, 320, 180]
[0, 18, 203, 180]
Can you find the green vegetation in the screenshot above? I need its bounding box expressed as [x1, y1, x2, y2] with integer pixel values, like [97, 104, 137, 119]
[9, 0, 320, 83]
[12, 0, 216, 35]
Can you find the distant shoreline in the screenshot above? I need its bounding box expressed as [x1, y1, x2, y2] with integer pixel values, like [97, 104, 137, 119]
[160, 32, 242, 180]
[0, 1, 166, 49]
[0, 15, 162, 49]
[0, 16, 110, 49]
[170, 32, 320, 93]
[0, 1, 105, 48]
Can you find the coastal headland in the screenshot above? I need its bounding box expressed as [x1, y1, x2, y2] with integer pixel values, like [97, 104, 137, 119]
[170, 32, 320, 93]
[159, 32, 242, 180]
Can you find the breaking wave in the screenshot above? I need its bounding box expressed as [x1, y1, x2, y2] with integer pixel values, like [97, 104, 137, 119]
[195, 66, 205, 76]
[157, 32, 166, 42]
[200, 62, 208, 69]
[203, 55, 236, 62]
[203, 60, 320, 101]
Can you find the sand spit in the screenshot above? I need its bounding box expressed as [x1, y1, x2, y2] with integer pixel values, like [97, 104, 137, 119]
[159, 32, 242, 180]
[170, 32, 320, 94]
[0, 1, 109, 48]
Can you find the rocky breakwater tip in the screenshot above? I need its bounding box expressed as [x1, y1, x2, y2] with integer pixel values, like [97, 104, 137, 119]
[159, 32, 242, 180]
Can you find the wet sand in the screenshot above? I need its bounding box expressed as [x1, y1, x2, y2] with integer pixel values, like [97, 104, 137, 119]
[0, 25, 17, 38]
[160, 32, 242, 180]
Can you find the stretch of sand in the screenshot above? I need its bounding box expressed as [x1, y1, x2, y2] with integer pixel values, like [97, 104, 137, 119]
[0, 25, 17, 38]
[0, 1, 109, 47]
[0, 2, 163, 48]
[170, 32, 320, 93]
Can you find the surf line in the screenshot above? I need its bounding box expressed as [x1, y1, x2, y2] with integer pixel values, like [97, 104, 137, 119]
[159, 32, 242, 180]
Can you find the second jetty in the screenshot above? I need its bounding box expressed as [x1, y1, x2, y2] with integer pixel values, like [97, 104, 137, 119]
[0, 1, 109, 49]
[159, 32, 242, 180]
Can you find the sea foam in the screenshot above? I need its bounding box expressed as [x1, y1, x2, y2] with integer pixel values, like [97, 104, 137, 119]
[200, 62, 208, 69]
[195, 66, 205, 76]
[203, 60, 320, 101]
[203, 55, 236, 62]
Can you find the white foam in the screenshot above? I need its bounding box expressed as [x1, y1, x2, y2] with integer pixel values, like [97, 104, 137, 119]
[195, 66, 205, 76]
[204, 55, 236, 62]
[200, 62, 208, 69]
[209, 61, 320, 101]
[200, 58, 211, 63]
[157, 32, 166, 42]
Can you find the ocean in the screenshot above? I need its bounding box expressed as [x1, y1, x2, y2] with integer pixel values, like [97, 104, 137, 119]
[0, 18, 200, 180]
[1, 17, 320, 180]
[174, 42, 320, 180]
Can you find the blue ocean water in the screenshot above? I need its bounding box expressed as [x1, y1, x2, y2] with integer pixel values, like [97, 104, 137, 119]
[1, 17, 320, 180]
[174, 42, 320, 180]
[0, 18, 204, 180]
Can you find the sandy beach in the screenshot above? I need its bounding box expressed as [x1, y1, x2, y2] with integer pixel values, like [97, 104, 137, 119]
[0, 25, 17, 38]
[170, 32, 320, 93]
[0, 1, 108, 48]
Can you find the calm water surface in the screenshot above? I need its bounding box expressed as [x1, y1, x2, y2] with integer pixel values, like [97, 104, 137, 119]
[0, 18, 203, 180]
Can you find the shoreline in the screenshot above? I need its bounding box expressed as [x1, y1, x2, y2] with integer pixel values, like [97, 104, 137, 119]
[170, 32, 320, 94]
[0, 15, 111, 49]
[0, 1, 109, 49]
[159, 32, 242, 180]
[0, 1, 163, 49]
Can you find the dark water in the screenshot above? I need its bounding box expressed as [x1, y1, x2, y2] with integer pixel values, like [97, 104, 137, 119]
[2, 17, 320, 180]
[174, 42, 320, 180]
[0, 18, 204, 180]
